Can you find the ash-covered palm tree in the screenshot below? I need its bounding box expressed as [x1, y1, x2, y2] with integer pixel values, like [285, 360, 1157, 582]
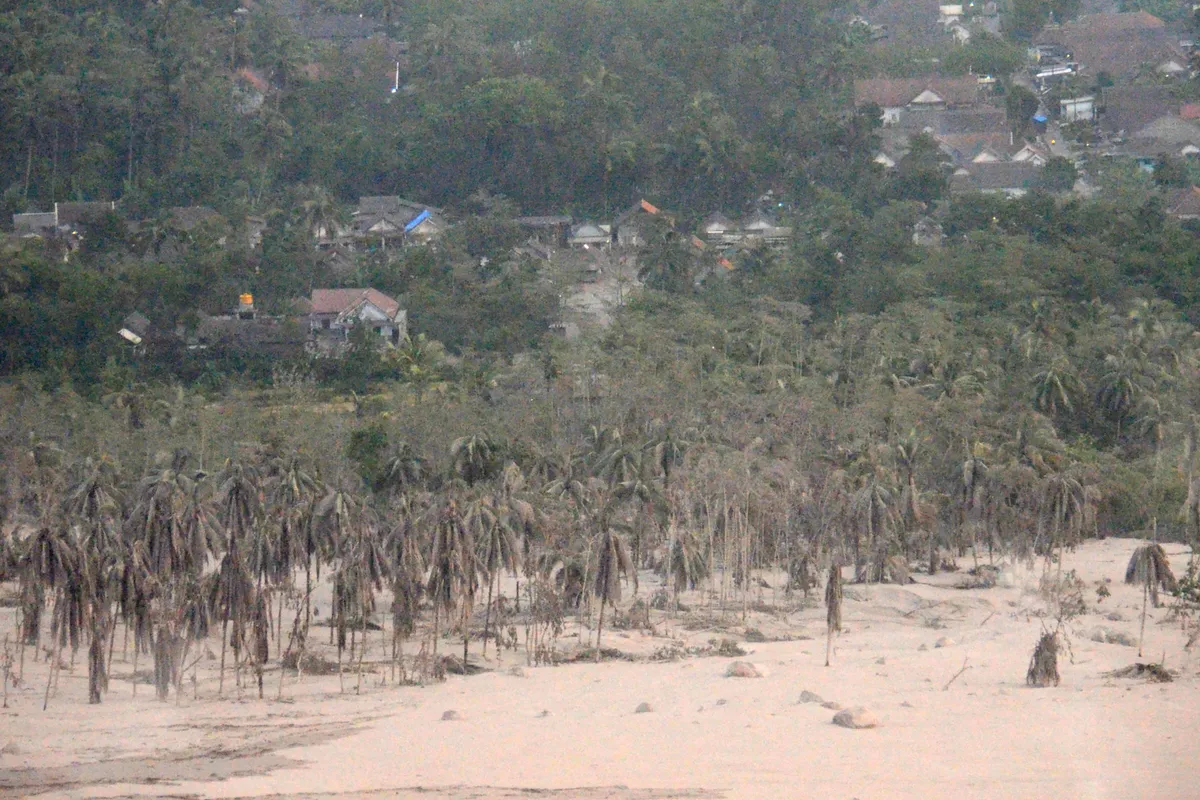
[313, 483, 363, 668]
[126, 452, 216, 700]
[427, 499, 479, 662]
[21, 521, 82, 709]
[264, 454, 322, 657]
[468, 465, 534, 657]
[850, 463, 899, 583]
[451, 432, 500, 486]
[376, 442, 426, 496]
[213, 460, 261, 697]
[384, 494, 425, 682]
[1041, 470, 1085, 580]
[331, 507, 386, 693]
[592, 513, 633, 662]
[960, 442, 991, 571]
[64, 456, 124, 704]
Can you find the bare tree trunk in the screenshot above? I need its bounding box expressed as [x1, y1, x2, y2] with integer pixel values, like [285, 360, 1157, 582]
[461, 598, 470, 668]
[356, 597, 367, 695]
[88, 615, 108, 704]
[44, 616, 63, 710]
[131, 636, 139, 697]
[595, 595, 607, 664]
[482, 572, 495, 658]
[218, 618, 229, 697]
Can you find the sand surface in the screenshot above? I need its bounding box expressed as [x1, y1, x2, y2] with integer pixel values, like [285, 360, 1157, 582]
[2, 538, 1198, 800]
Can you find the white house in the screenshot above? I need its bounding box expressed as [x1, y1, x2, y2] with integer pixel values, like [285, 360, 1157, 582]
[308, 288, 407, 349]
[1060, 95, 1096, 123]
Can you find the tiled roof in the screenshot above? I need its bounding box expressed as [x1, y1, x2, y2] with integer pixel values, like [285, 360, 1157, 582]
[854, 77, 978, 108]
[310, 288, 402, 319]
[1042, 12, 1178, 78]
[1167, 187, 1200, 219]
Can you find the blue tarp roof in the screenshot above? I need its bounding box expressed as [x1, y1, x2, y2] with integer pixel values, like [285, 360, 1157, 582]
[405, 209, 432, 233]
[1033, 114, 1048, 123]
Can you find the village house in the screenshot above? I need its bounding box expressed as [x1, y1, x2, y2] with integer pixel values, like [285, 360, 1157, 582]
[950, 162, 1044, 196]
[1166, 186, 1200, 221]
[740, 211, 792, 246]
[701, 212, 740, 244]
[612, 199, 667, 247]
[1100, 84, 1178, 137]
[308, 287, 408, 353]
[1037, 12, 1181, 82]
[1012, 142, 1050, 166]
[854, 77, 980, 125]
[1060, 95, 1096, 123]
[515, 215, 573, 248]
[12, 201, 116, 239]
[190, 295, 308, 359]
[1122, 115, 1200, 161]
[350, 196, 445, 247]
[567, 222, 611, 249]
[699, 211, 793, 248]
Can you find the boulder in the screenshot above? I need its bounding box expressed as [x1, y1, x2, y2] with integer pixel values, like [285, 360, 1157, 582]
[634, 702, 654, 713]
[1089, 627, 1135, 647]
[725, 661, 762, 678]
[935, 637, 954, 648]
[798, 690, 824, 704]
[832, 706, 880, 729]
[441, 710, 462, 721]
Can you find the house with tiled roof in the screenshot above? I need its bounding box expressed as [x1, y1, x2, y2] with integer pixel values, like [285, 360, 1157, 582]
[351, 196, 445, 246]
[854, 77, 980, 125]
[1038, 12, 1181, 81]
[950, 162, 1043, 197]
[1166, 186, 1200, 220]
[308, 288, 407, 351]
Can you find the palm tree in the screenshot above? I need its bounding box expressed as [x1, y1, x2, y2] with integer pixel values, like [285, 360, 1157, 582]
[126, 453, 216, 700]
[1031, 357, 1079, 417]
[468, 466, 533, 657]
[850, 466, 899, 583]
[264, 455, 321, 659]
[376, 442, 426, 496]
[426, 499, 478, 663]
[1041, 470, 1085, 581]
[213, 460, 261, 697]
[384, 495, 424, 682]
[1097, 346, 1150, 438]
[332, 507, 386, 693]
[296, 184, 346, 243]
[960, 442, 991, 571]
[21, 522, 82, 709]
[64, 457, 124, 704]
[313, 483, 363, 679]
[592, 518, 633, 662]
[825, 562, 842, 667]
[450, 433, 500, 486]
